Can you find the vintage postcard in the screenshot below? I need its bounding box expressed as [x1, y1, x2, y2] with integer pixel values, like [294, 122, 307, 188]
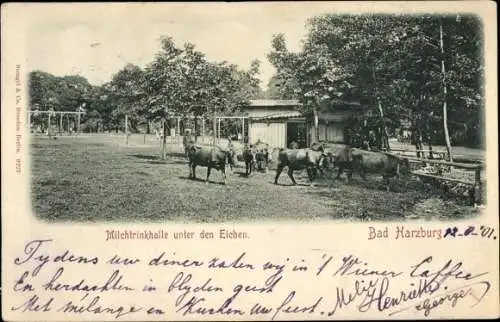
[2, 1, 498, 321]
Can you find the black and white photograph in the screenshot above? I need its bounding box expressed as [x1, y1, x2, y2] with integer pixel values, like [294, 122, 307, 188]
[2, 3, 498, 322]
[25, 6, 488, 223]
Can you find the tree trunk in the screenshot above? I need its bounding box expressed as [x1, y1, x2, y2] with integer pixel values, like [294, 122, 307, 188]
[440, 22, 453, 162]
[413, 125, 423, 158]
[377, 97, 390, 151]
[146, 120, 151, 135]
[212, 112, 217, 145]
[162, 117, 167, 160]
[428, 137, 434, 159]
[313, 108, 319, 143]
[194, 115, 199, 142]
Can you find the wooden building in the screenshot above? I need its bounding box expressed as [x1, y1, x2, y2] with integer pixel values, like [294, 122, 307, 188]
[244, 99, 365, 148]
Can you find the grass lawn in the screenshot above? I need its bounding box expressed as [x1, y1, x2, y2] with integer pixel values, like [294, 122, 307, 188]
[30, 135, 481, 223]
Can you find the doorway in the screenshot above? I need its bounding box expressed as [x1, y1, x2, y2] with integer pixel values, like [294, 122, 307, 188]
[287, 122, 307, 148]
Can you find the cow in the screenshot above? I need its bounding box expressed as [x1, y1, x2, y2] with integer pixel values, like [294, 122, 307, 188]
[187, 145, 233, 184]
[274, 148, 330, 186]
[345, 149, 411, 191]
[310, 142, 355, 183]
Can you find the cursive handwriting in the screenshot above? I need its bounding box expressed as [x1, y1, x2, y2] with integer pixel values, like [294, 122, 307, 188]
[58, 293, 141, 319]
[175, 293, 245, 316]
[389, 280, 491, 316]
[9, 240, 494, 320]
[14, 239, 99, 275]
[410, 256, 489, 286]
[272, 291, 323, 320]
[318, 254, 403, 278]
[43, 267, 134, 292]
[168, 272, 223, 306]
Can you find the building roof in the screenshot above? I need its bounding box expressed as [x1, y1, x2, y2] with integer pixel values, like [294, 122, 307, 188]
[249, 99, 300, 107]
[249, 99, 363, 109]
[250, 111, 303, 121]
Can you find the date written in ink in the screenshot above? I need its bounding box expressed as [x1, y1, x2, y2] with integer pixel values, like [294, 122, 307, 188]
[443, 225, 496, 239]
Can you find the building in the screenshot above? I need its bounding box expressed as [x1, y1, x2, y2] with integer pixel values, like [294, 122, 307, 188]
[244, 99, 365, 148]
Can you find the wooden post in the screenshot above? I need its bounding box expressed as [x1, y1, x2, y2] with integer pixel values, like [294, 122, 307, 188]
[474, 167, 481, 185]
[48, 112, 52, 137]
[440, 22, 453, 162]
[162, 112, 167, 160]
[212, 113, 217, 145]
[241, 117, 245, 143]
[218, 118, 221, 140]
[248, 118, 251, 144]
[474, 166, 482, 205]
[59, 113, 63, 134]
[143, 132, 146, 144]
[177, 117, 181, 137]
[125, 115, 129, 145]
[77, 112, 81, 136]
[201, 117, 205, 143]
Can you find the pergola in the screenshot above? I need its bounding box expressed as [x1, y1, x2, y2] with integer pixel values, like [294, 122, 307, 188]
[28, 110, 86, 136]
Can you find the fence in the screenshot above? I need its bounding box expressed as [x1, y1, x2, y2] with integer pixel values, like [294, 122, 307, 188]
[388, 149, 484, 204]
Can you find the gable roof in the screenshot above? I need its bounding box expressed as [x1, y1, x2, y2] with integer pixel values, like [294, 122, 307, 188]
[249, 99, 300, 107]
[249, 99, 363, 109]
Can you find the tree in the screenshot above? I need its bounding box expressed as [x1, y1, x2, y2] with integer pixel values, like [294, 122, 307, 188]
[143, 36, 186, 158]
[100, 63, 146, 133]
[267, 14, 484, 150]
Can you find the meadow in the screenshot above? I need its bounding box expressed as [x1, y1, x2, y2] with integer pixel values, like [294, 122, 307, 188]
[30, 134, 480, 223]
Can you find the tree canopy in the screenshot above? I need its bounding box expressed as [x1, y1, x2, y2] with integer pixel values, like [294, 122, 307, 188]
[28, 36, 263, 135]
[267, 14, 484, 147]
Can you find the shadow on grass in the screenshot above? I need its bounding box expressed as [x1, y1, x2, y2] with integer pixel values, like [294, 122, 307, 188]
[130, 154, 159, 160]
[178, 176, 226, 185]
[167, 152, 187, 158]
[274, 182, 311, 187]
[233, 171, 250, 177]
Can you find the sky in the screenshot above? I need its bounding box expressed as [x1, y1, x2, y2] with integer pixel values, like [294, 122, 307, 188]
[25, 3, 346, 90]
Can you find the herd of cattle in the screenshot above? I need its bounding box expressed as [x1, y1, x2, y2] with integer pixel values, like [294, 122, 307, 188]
[184, 138, 411, 192]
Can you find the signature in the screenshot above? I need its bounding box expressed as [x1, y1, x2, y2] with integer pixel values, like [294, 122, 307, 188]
[325, 275, 490, 317]
[392, 281, 491, 317]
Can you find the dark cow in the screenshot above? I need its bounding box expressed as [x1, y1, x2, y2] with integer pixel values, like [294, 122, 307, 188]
[346, 149, 411, 191]
[187, 145, 233, 184]
[310, 142, 354, 182]
[274, 148, 329, 186]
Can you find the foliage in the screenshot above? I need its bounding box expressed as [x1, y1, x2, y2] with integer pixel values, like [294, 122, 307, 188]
[266, 14, 484, 147]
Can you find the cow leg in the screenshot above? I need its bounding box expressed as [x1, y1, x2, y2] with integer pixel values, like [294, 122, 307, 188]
[206, 166, 211, 183]
[287, 168, 297, 185]
[306, 168, 313, 186]
[361, 169, 367, 181]
[191, 164, 197, 180]
[221, 166, 226, 185]
[307, 168, 317, 187]
[336, 166, 343, 180]
[383, 175, 390, 192]
[245, 162, 249, 176]
[346, 168, 353, 184]
[274, 165, 284, 185]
